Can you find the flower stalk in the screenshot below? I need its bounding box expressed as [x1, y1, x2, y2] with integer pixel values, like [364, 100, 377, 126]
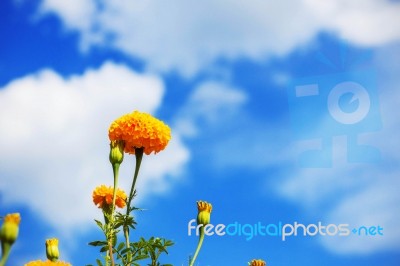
[189, 226, 205, 266]
[189, 201, 212, 266]
[109, 140, 124, 214]
[124, 147, 144, 265]
[108, 140, 124, 266]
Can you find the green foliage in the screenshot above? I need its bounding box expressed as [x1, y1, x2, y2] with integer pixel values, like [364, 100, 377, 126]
[89, 204, 174, 266]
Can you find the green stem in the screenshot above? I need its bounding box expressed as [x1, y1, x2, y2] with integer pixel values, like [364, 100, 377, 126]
[123, 225, 130, 265]
[108, 242, 115, 266]
[111, 163, 120, 214]
[124, 147, 144, 266]
[189, 227, 205, 266]
[127, 148, 144, 208]
[112, 163, 120, 211]
[0, 244, 11, 266]
[107, 163, 120, 266]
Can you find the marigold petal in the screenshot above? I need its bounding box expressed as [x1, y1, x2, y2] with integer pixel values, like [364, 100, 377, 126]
[249, 259, 266, 266]
[25, 260, 71, 266]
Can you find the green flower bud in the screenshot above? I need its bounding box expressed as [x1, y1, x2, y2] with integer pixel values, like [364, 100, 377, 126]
[46, 238, 60, 262]
[196, 201, 212, 225]
[109, 140, 124, 165]
[0, 213, 20, 245]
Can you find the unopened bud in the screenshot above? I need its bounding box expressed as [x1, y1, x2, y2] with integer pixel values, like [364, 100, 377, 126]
[46, 238, 60, 262]
[109, 140, 124, 165]
[0, 213, 21, 245]
[196, 201, 212, 225]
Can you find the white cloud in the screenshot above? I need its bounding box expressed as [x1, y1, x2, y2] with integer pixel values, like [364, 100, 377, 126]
[35, 0, 400, 76]
[174, 80, 248, 137]
[303, 0, 400, 46]
[320, 171, 400, 254]
[0, 62, 189, 231]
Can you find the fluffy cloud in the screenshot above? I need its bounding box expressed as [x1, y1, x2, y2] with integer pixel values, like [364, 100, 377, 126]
[36, 0, 400, 76]
[174, 80, 248, 137]
[303, 0, 400, 46]
[0, 62, 189, 230]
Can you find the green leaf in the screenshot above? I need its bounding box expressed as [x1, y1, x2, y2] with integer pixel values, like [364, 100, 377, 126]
[99, 245, 108, 253]
[121, 247, 130, 255]
[88, 240, 108, 247]
[94, 219, 103, 228]
[116, 242, 125, 252]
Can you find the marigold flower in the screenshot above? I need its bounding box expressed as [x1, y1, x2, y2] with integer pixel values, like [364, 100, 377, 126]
[24, 260, 71, 266]
[248, 259, 266, 266]
[92, 185, 127, 209]
[46, 238, 59, 261]
[108, 110, 171, 155]
[196, 201, 212, 225]
[0, 213, 21, 245]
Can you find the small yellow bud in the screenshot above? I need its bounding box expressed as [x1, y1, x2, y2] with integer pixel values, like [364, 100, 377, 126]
[0, 213, 21, 245]
[248, 259, 266, 266]
[109, 140, 124, 165]
[46, 238, 60, 262]
[196, 201, 212, 225]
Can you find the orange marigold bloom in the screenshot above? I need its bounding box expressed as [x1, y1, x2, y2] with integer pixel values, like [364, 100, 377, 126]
[24, 260, 71, 266]
[108, 110, 171, 155]
[248, 259, 266, 266]
[92, 185, 127, 209]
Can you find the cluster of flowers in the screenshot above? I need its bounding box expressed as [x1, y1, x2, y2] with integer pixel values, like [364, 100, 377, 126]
[1, 110, 267, 266]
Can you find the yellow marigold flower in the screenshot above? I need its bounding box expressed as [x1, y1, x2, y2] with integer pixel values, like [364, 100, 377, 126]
[108, 110, 171, 155]
[196, 201, 212, 225]
[24, 260, 71, 266]
[92, 185, 127, 209]
[0, 213, 21, 245]
[46, 238, 59, 261]
[248, 259, 266, 266]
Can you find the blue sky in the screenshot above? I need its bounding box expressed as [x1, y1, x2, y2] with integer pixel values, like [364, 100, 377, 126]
[1, 0, 400, 265]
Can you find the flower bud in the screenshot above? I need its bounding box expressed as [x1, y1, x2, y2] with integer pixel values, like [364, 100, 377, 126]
[248, 259, 266, 266]
[0, 213, 21, 245]
[109, 140, 124, 165]
[196, 201, 212, 226]
[46, 238, 60, 262]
